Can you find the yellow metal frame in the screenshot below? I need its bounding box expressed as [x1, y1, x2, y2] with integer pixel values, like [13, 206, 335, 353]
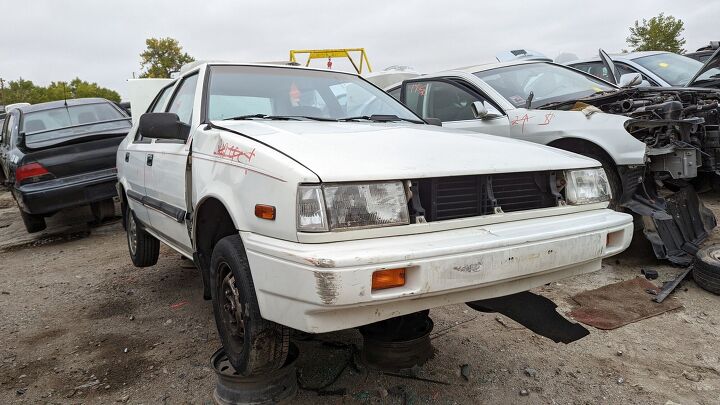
[289, 48, 372, 74]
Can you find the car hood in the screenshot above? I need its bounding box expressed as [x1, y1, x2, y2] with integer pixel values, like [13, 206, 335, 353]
[212, 121, 598, 182]
[687, 47, 720, 88]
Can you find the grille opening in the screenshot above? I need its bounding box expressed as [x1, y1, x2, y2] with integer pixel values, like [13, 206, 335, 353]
[413, 171, 559, 222]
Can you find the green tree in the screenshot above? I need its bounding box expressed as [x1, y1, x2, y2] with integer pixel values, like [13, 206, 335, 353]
[627, 13, 686, 53]
[139, 37, 195, 78]
[1, 78, 120, 105]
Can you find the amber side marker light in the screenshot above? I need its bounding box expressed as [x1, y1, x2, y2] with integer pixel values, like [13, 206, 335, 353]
[255, 204, 276, 220]
[372, 268, 406, 291]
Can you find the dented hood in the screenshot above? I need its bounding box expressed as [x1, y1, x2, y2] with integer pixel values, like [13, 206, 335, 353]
[213, 121, 599, 182]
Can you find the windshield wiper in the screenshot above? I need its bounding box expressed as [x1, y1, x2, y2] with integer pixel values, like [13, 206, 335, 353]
[227, 114, 303, 121]
[339, 114, 423, 124]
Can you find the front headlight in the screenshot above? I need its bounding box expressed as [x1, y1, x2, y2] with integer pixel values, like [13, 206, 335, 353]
[564, 168, 611, 205]
[297, 181, 410, 232]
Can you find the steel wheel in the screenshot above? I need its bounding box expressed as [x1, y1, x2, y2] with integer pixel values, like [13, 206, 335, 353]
[127, 211, 138, 257]
[218, 262, 246, 355]
[219, 263, 245, 344]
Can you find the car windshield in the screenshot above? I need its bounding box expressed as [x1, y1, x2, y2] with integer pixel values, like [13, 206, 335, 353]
[206, 65, 421, 122]
[22, 102, 131, 144]
[632, 53, 707, 86]
[474, 63, 615, 108]
[688, 54, 720, 85]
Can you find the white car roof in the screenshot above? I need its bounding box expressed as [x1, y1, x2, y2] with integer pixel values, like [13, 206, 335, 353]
[570, 51, 668, 64]
[437, 60, 545, 75]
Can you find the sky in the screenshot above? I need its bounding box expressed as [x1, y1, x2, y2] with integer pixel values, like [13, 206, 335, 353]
[3, 0, 719, 100]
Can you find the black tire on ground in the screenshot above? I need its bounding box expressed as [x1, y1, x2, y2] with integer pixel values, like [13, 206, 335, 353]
[210, 235, 290, 376]
[693, 244, 720, 295]
[584, 153, 623, 211]
[125, 206, 159, 267]
[19, 210, 46, 233]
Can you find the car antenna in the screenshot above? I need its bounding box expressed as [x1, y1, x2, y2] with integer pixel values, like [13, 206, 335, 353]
[62, 83, 69, 107]
[525, 91, 534, 109]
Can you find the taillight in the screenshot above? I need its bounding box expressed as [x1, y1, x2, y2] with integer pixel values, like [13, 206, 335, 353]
[15, 163, 53, 185]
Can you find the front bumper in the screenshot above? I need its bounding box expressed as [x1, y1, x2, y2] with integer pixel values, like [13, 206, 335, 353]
[243, 209, 633, 333]
[15, 168, 117, 215]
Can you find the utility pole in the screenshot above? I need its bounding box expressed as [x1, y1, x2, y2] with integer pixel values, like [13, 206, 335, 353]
[0, 77, 5, 105]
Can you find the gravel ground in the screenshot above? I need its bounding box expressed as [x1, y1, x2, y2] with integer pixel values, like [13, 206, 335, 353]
[0, 188, 718, 404]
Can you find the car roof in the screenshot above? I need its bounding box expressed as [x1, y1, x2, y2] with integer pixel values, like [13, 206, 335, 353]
[180, 61, 361, 77]
[17, 98, 113, 114]
[569, 51, 668, 64]
[440, 60, 542, 75]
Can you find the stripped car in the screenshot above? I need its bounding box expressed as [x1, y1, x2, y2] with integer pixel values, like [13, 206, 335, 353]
[118, 62, 633, 375]
[568, 48, 720, 90]
[381, 59, 717, 265]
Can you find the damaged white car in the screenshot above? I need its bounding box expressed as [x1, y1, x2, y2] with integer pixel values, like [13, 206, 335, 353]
[117, 62, 633, 376]
[382, 60, 717, 265]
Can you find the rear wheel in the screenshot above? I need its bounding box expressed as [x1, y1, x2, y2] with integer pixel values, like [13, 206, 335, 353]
[125, 206, 159, 267]
[91, 198, 116, 222]
[19, 210, 46, 233]
[210, 235, 289, 376]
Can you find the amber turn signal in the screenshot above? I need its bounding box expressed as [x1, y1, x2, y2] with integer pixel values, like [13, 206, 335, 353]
[255, 204, 276, 220]
[372, 268, 406, 291]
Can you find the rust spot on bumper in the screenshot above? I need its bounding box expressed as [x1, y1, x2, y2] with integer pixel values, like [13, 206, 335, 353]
[453, 262, 484, 273]
[305, 257, 336, 268]
[314, 271, 339, 304]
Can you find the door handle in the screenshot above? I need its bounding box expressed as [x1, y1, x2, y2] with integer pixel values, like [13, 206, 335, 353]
[125, 152, 130, 162]
[146, 154, 153, 166]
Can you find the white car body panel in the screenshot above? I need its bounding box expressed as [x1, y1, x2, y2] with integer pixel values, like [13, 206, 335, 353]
[127, 78, 174, 125]
[385, 66, 647, 165]
[117, 62, 634, 332]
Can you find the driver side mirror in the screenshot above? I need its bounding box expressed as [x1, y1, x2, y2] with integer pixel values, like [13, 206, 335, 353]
[618, 73, 642, 88]
[471, 101, 501, 120]
[138, 113, 189, 141]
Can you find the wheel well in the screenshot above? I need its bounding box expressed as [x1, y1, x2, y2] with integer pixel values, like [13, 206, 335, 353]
[547, 138, 617, 169]
[194, 198, 238, 275]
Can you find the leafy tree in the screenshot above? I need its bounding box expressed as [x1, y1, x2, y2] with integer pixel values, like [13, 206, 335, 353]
[139, 37, 195, 78]
[627, 13, 686, 53]
[1, 78, 120, 105]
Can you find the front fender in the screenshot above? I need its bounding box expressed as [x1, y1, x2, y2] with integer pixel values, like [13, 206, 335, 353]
[507, 109, 646, 165]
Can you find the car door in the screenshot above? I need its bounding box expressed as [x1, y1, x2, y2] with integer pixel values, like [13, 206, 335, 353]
[0, 113, 14, 181]
[124, 83, 176, 226]
[400, 78, 510, 136]
[142, 72, 199, 254]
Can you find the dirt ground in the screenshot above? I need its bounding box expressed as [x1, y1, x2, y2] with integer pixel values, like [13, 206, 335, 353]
[0, 188, 719, 405]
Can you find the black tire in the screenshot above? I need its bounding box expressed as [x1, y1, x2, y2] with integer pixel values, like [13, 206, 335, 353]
[210, 235, 289, 376]
[125, 206, 159, 267]
[91, 198, 116, 222]
[19, 210, 46, 233]
[694, 244, 720, 294]
[585, 153, 623, 211]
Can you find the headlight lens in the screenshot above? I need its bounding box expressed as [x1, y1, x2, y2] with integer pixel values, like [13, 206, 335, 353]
[296, 182, 410, 232]
[564, 168, 611, 205]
